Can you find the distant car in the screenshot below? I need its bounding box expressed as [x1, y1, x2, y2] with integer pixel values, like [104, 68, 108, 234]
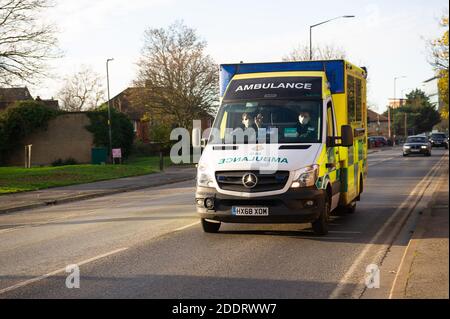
[403, 136, 431, 157]
[429, 132, 449, 149]
[368, 136, 388, 148]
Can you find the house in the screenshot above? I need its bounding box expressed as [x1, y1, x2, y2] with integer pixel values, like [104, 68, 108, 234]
[0, 87, 33, 111]
[388, 98, 406, 109]
[367, 109, 389, 137]
[0, 87, 59, 111]
[108, 87, 214, 143]
[35, 96, 60, 110]
[108, 87, 150, 142]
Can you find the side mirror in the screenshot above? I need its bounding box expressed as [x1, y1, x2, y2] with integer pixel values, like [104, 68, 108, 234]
[341, 125, 354, 147]
[201, 138, 208, 148]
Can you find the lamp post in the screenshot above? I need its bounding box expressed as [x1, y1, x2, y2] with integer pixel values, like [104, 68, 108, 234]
[309, 15, 355, 60]
[391, 75, 406, 145]
[106, 58, 114, 163]
[400, 87, 412, 138]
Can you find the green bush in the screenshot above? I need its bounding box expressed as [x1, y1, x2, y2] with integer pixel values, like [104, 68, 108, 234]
[51, 158, 79, 166]
[51, 159, 64, 167]
[0, 101, 59, 164]
[86, 106, 134, 158]
[64, 157, 78, 165]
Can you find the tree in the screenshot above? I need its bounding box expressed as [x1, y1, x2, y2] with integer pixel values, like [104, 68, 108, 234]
[0, 100, 58, 164]
[57, 66, 105, 111]
[429, 14, 449, 120]
[283, 43, 346, 61]
[0, 0, 60, 86]
[387, 89, 441, 135]
[134, 21, 218, 130]
[86, 106, 134, 158]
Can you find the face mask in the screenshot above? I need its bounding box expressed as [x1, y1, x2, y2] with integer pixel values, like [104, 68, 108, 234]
[299, 115, 310, 125]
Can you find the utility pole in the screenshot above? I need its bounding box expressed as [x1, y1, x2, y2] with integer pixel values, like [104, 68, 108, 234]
[388, 106, 391, 140]
[106, 58, 114, 163]
[393, 75, 406, 145]
[404, 112, 408, 137]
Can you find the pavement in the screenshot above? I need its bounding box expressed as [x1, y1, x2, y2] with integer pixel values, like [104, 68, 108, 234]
[0, 166, 196, 214]
[390, 161, 449, 299]
[0, 148, 447, 299]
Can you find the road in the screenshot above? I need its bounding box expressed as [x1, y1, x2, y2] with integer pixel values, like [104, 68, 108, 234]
[0, 148, 447, 299]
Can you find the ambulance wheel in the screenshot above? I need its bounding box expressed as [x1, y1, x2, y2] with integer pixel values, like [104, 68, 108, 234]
[312, 194, 330, 236]
[201, 219, 221, 233]
[344, 201, 357, 214]
[335, 201, 357, 215]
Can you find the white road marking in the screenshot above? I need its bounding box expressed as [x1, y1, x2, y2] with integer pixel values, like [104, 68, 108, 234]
[329, 154, 447, 299]
[0, 247, 129, 295]
[0, 210, 99, 234]
[368, 157, 395, 167]
[173, 221, 200, 232]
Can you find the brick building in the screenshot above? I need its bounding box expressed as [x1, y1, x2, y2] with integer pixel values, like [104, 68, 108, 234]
[367, 109, 389, 137]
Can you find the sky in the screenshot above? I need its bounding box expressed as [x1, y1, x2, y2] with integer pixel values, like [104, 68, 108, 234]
[29, 0, 449, 113]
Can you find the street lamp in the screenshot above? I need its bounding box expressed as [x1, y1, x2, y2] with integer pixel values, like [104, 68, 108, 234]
[309, 15, 355, 60]
[389, 75, 406, 144]
[106, 58, 114, 163]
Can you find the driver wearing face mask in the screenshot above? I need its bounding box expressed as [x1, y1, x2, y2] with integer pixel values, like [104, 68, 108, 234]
[297, 111, 314, 138]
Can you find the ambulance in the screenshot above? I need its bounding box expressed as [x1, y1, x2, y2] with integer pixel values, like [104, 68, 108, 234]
[194, 60, 368, 235]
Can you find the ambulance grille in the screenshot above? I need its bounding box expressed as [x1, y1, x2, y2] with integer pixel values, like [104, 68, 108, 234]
[215, 171, 289, 193]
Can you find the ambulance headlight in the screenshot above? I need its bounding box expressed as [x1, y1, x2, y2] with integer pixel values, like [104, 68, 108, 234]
[291, 165, 319, 188]
[197, 163, 214, 188]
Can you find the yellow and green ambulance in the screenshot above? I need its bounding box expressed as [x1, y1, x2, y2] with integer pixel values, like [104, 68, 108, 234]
[195, 60, 368, 235]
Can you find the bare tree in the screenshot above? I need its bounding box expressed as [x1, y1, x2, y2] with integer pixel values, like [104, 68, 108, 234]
[57, 66, 105, 111]
[134, 21, 218, 130]
[0, 0, 60, 86]
[283, 44, 346, 61]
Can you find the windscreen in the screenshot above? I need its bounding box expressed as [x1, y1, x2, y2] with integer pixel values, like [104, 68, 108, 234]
[210, 99, 322, 144]
[407, 137, 427, 143]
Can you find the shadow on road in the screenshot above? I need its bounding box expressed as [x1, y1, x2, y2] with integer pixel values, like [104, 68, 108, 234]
[0, 273, 358, 299]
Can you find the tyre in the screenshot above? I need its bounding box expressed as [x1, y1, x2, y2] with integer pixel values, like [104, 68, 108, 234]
[201, 219, 221, 233]
[345, 201, 357, 214]
[403, 153, 408, 157]
[426, 152, 431, 157]
[312, 194, 330, 236]
[335, 200, 357, 215]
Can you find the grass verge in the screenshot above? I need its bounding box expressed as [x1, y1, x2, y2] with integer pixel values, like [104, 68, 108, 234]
[0, 156, 174, 194]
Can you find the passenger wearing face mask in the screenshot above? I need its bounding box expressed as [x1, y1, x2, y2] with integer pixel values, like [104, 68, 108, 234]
[240, 112, 258, 131]
[296, 111, 315, 138]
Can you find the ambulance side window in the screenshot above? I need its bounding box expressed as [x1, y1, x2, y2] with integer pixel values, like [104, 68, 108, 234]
[327, 101, 335, 138]
[347, 75, 356, 123]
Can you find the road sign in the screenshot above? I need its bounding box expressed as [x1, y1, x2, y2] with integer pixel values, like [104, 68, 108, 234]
[112, 148, 122, 159]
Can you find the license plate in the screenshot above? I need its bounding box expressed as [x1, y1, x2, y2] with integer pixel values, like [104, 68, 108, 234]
[232, 207, 269, 216]
[411, 149, 420, 152]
